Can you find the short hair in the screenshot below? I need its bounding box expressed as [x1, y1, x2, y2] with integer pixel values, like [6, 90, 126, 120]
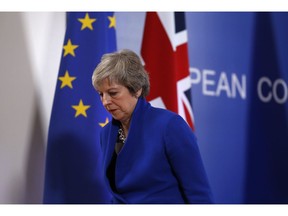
[92, 49, 150, 97]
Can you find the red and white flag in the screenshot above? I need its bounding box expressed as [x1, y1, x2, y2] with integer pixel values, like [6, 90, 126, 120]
[141, 12, 195, 130]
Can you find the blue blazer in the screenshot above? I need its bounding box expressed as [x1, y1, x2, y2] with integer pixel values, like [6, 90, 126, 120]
[100, 97, 213, 204]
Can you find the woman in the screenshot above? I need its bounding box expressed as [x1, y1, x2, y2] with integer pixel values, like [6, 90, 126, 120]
[92, 49, 213, 204]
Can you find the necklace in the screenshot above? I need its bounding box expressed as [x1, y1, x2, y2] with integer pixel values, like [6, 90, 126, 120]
[118, 127, 126, 144]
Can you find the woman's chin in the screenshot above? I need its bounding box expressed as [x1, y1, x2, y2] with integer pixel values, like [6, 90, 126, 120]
[111, 114, 120, 121]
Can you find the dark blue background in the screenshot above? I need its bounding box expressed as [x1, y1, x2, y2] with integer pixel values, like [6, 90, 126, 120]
[186, 12, 288, 203]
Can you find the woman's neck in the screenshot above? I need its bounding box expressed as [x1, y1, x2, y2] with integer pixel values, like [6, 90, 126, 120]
[120, 120, 130, 137]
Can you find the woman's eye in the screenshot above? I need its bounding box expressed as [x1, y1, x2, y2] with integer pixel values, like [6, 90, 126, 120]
[109, 92, 117, 97]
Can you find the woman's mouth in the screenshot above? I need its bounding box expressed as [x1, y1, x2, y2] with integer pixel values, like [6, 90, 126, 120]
[109, 109, 117, 114]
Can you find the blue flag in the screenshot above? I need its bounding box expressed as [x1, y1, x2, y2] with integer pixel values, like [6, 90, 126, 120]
[43, 12, 116, 203]
[245, 12, 288, 203]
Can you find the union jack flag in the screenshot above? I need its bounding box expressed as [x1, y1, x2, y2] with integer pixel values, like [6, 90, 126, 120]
[141, 12, 195, 130]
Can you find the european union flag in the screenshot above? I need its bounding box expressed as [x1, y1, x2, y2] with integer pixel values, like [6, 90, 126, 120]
[43, 12, 116, 203]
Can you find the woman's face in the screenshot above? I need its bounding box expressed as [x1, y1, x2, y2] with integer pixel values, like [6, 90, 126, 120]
[97, 77, 140, 125]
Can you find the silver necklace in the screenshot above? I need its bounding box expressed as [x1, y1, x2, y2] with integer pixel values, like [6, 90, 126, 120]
[118, 127, 126, 144]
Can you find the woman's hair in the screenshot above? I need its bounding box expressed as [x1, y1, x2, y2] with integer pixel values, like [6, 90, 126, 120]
[92, 49, 150, 97]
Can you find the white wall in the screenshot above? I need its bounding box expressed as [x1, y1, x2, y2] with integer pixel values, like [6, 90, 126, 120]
[0, 12, 65, 203]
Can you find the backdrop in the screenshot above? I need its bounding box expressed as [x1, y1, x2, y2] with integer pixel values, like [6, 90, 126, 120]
[0, 12, 287, 204]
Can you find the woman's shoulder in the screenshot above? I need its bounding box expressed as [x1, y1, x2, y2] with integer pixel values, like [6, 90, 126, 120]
[148, 105, 191, 128]
[149, 105, 175, 115]
[147, 105, 182, 123]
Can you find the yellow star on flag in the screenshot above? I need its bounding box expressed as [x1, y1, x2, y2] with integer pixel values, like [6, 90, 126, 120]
[58, 70, 76, 89]
[63, 39, 79, 57]
[99, 117, 109, 127]
[78, 13, 96, 30]
[108, 15, 116, 29]
[72, 99, 91, 117]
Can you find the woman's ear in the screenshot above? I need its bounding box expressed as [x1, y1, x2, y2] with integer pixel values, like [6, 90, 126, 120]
[135, 88, 143, 98]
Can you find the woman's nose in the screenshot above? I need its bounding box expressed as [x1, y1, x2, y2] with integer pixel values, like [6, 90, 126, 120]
[102, 93, 111, 106]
